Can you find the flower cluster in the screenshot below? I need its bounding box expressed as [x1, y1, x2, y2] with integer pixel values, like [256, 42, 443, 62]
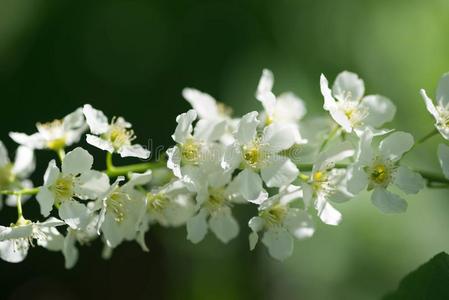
[0, 69, 448, 267]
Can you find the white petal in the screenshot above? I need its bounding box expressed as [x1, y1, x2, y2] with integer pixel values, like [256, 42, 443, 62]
[379, 131, 414, 161]
[236, 111, 259, 145]
[332, 71, 365, 101]
[63, 107, 85, 130]
[439, 143, 449, 179]
[172, 110, 197, 144]
[393, 166, 424, 194]
[436, 72, 449, 105]
[275, 92, 307, 122]
[86, 134, 114, 153]
[62, 147, 93, 175]
[261, 156, 299, 188]
[59, 201, 91, 229]
[119, 144, 150, 159]
[261, 123, 297, 152]
[101, 213, 125, 248]
[371, 188, 407, 213]
[356, 128, 374, 164]
[186, 209, 209, 244]
[166, 146, 182, 178]
[361, 95, 396, 127]
[320, 74, 352, 132]
[420, 89, 439, 121]
[262, 227, 293, 261]
[12, 146, 35, 178]
[74, 170, 110, 199]
[36, 186, 55, 217]
[315, 196, 342, 225]
[63, 231, 79, 269]
[193, 119, 227, 142]
[249, 232, 259, 251]
[233, 169, 266, 203]
[346, 164, 369, 194]
[9, 132, 45, 149]
[209, 207, 239, 243]
[284, 208, 315, 239]
[248, 216, 265, 232]
[43, 160, 60, 186]
[256, 69, 274, 98]
[182, 88, 219, 119]
[0, 240, 28, 263]
[83, 104, 109, 135]
[221, 143, 241, 171]
[0, 140, 10, 167]
[314, 141, 354, 172]
[37, 227, 64, 251]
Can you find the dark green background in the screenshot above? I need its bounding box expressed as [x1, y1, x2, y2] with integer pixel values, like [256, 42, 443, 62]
[1, 0, 449, 299]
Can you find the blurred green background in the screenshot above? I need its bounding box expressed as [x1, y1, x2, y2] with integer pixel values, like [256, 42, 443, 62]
[1, 0, 449, 299]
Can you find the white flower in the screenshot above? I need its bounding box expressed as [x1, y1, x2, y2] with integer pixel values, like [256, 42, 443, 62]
[183, 88, 236, 144]
[9, 108, 86, 151]
[346, 130, 424, 213]
[82, 104, 150, 159]
[320, 71, 396, 135]
[36, 147, 109, 228]
[420, 72, 449, 140]
[256, 69, 307, 144]
[0, 217, 64, 263]
[248, 192, 314, 261]
[221, 111, 299, 202]
[0, 141, 35, 207]
[145, 180, 196, 227]
[301, 142, 355, 225]
[166, 109, 224, 182]
[62, 214, 99, 269]
[96, 171, 152, 249]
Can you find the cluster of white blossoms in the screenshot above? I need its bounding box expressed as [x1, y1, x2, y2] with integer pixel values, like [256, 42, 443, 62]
[0, 70, 448, 266]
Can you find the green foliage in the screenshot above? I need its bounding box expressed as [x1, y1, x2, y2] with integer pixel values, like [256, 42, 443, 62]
[384, 252, 449, 299]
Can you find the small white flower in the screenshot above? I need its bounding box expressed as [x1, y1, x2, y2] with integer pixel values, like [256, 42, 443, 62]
[9, 108, 86, 151]
[420, 72, 449, 140]
[347, 130, 424, 213]
[145, 180, 196, 227]
[221, 111, 299, 202]
[83, 104, 150, 159]
[183, 88, 236, 144]
[320, 71, 396, 135]
[96, 171, 152, 249]
[256, 69, 307, 144]
[36, 147, 109, 228]
[248, 192, 314, 261]
[0, 217, 64, 263]
[301, 142, 355, 225]
[0, 141, 35, 207]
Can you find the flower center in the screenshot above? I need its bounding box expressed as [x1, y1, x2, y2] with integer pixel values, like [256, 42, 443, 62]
[205, 188, 226, 212]
[181, 138, 201, 164]
[312, 170, 328, 191]
[37, 120, 67, 150]
[104, 117, 135, 150]
[217, 102, 233, 117]
[260, 204, 287, 227]
[107, 190, 130, 223]
[53, 175, 74, 202]
[370, 164, 389, 184]
[147, 192, 169, 213]
[436, 105, 449, 128]
[339, 101, 367, 127]
[242, 140, 266, 169]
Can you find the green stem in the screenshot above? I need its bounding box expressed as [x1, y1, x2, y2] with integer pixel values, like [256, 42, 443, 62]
[416, 129, 439, 145]
[106, 152, 114, 171]
[16, 194, 23, 219]
[57, 148, 66, 161]
[0, 187, 40, 196]
[105, 160, 167, 177]
[319, 126, 340, 152]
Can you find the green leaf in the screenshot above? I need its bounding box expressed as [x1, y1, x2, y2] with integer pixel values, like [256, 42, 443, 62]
[384, 252, 449, 300]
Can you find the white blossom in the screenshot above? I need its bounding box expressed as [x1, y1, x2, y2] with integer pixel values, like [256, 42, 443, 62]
[0, 217, 64, 263]
[248, 192, 314, 261]
[347, 130, 424, 213]
[9, 108, 86, 151]
[420, 72, 449, 140]
[0, 141, 35, 207]
[320, 71, 396, 135]
[83, 104, 150, 159]
[36, 147, 109, 228]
